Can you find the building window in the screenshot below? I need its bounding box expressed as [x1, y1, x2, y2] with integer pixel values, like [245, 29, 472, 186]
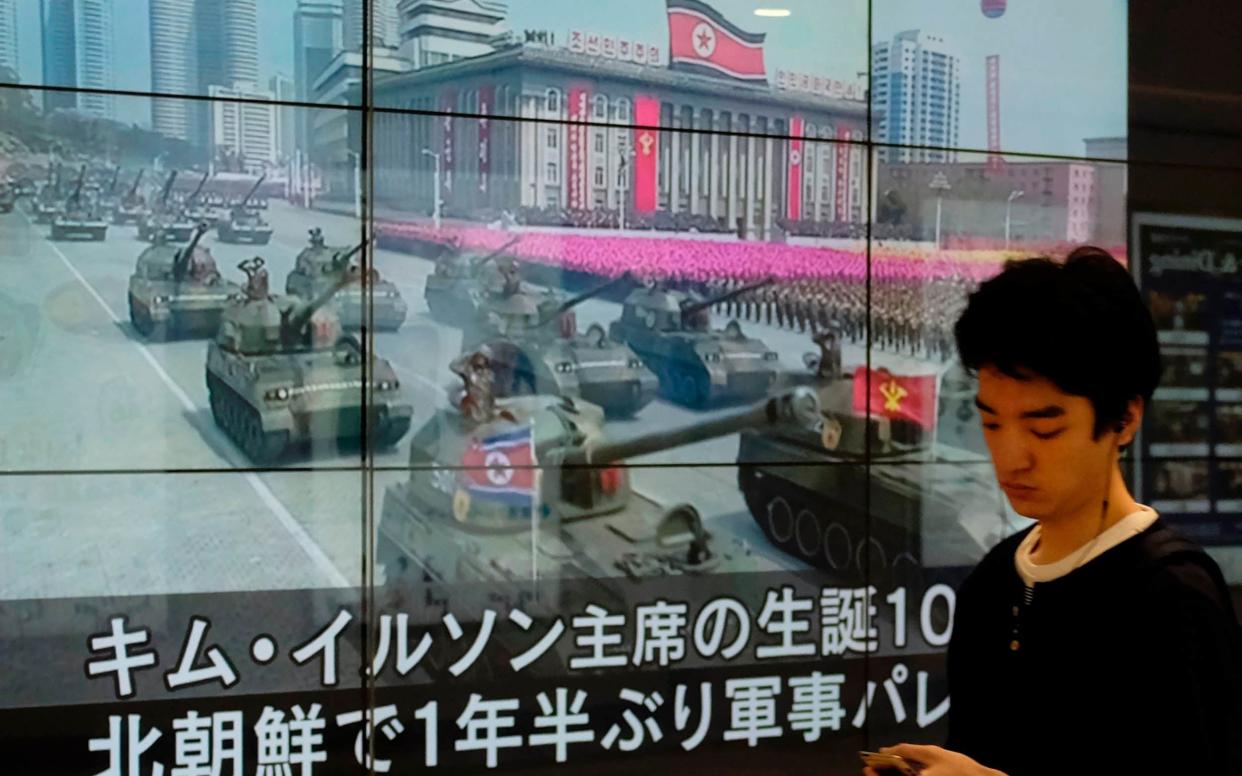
[546, 89, 560, 114]
[594, 167, 605, 187]
[547, 128, 558, 149]
[594, 134, 604, 154]
[615, 98, 631, 123]
[546, 162, 559, 183]
[593, 95, 607, 120]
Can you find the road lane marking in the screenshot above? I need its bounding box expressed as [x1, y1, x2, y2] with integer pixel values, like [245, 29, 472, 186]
[32, 214, 352, 588]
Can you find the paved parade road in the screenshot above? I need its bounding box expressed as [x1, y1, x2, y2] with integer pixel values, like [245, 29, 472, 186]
[0, 200, 990, 600]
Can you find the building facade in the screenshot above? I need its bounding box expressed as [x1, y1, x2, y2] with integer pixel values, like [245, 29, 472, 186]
[871, 29, 960, 163]
[371, 45, 868, 239]
[294, 0, 344, 154]
[270, 74, 297, 162]
[395, 0, 508, 69]
[40, 0, 114, 119]
[0, 0, 18, 75]
[149, 0, 195, 141]
[876, 159, 1119, 245]
[344, 0, 400, 51]
[208, 84, 278, 170]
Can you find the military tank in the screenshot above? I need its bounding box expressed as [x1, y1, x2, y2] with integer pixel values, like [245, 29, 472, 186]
[472, 270, 659, 418]
[216, 176, 273, 245]
[127, 222, 241, 340]
[737, 327, 1020, 588]
[423, 236, 521, 327]
[608, 279, 782, 408]
[377, 347, 820, 593]
[137, 170, 196, 243]
[50, 165, 109, 241]
[112, 169, 146, 225]
[207, 257, 413, 463]
[286, 228, 407, 331]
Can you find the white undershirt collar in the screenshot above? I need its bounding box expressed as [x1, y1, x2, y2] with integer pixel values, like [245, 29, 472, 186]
[1014, 504, 1159, 586]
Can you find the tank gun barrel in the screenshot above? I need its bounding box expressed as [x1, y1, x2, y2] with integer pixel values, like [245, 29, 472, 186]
[108, 166, 121, 193]
[284, 266, 361, 337]
[332, 240, 366, 268]
[680, 277, 775, 321]
[237, 174, 266, 209]
[561, 387, 820, 466]
[66, 164, 86, 205]
[471, 236, 521, 269]
[172, 222, 210, 279]
[159, 170, 178, 206]
[127, 169, 145, 199]
[186, 171, 210, 205]
[537, 272, 633, 326]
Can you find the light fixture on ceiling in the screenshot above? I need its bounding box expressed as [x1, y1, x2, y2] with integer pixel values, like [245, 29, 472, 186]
[754, 8, 792, 17]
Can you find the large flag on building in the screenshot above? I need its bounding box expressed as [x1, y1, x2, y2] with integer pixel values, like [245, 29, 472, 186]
[632, 96, 661, 212]
[458, 425, 538, 509]
[666, 0, 767, 83]
[852, 367, 938, 430]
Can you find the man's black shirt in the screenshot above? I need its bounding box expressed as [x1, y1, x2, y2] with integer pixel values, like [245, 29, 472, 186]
[945, 518, 1241, 775]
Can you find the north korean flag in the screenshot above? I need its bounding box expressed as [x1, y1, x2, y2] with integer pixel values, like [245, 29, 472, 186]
[458, 426, 538, 508]
[852, 367, 938, 431]
[666, 0, 767, 84]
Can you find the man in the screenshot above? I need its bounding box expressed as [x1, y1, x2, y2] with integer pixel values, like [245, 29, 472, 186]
[865, 247, 1240, 776]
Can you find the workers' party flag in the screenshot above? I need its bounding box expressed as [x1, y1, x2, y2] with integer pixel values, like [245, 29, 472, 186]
[852, 367, 938, 430]
[459, 425, 538, 508]
[666, 0, 768, 83]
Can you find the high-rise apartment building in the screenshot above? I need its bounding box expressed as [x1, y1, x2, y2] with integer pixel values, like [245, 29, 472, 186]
[344, 0, 400, 50]
[149, 0, 195, 140]
[0, 0, 18, 76]
[40, 0, 114, 118]
[269, 74, 297, 162]
[208, 83, 278, 170]
[871, 30, 960, 163]
[294, 0, 344, 153]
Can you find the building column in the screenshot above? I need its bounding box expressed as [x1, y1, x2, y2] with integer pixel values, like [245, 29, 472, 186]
[708, 130, 719, 221]
[689, 114, 700, 216]
[669, 117, 680, 215]
[727, 131, 739, 232]
[763, 135, 774, 237]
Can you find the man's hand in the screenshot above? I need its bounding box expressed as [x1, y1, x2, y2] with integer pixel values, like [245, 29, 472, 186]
[861, 744, 1006, 776]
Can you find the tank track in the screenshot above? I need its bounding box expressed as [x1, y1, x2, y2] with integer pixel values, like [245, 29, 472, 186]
[207, 372, 290, 464]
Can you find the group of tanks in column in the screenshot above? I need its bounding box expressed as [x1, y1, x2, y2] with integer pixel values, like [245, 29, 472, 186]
[375, 233, 1012, 626]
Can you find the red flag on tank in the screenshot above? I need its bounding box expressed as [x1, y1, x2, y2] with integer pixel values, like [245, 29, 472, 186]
[852, 367, 938, 430]
[666, 0, 767, 83]
[459, 425, 538, 508]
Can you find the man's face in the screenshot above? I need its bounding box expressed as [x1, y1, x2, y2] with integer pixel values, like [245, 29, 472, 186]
[974, 365, 1118, 521]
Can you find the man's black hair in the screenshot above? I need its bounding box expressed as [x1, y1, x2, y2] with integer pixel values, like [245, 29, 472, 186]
[954, 246, 1163, 444]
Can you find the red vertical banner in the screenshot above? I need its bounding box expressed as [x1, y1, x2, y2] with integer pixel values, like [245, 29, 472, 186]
[633, 95, 660, 212]
[835, 125, 851, 221]
[986, 55, 1003, 172]
[478, 85, 494, 195]
[440, 90, 455, 200]
[786, 115, 804, 221]
[566, 84, 591, 209]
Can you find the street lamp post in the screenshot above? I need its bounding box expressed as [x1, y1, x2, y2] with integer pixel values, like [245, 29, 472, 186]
[347, 151, 362, 220]
[421, 148, 442, 230]
[1005, 189, 1024, 249]
[929, 172, 951, 249]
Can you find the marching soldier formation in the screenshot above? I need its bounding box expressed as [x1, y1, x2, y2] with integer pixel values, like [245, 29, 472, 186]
[702, 274, 972, 363]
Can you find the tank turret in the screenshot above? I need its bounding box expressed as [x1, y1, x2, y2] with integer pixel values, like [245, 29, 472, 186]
[379, 358, 822, 597]
[114, 168, 147, 224]
[138, 170, 195, 242]
[128, 220, 238, 340]
[285, 230, 405, 330]
[608, 278, 782, 408]
[424, 236, 522, 326]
